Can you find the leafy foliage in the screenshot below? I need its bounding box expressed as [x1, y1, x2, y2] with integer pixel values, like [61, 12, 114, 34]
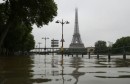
[0, 0, 57, 53]
[4, 23, 35, 52]
[94, 40, 108, 54]
[112, 36, 130, 53]
[113, 36, 130, 47]
[1, 0, 57, 27]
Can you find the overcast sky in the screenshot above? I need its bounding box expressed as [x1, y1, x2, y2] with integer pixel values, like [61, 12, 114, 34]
[1, 0, 130, 48]
[32, 0, 130, 48]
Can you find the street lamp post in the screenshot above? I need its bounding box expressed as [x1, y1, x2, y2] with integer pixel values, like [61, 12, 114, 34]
[38, 42, 42, 53]
[42, 37, 49, 54]
[35, 45, 38, 53]
[56, 19, 69, 57]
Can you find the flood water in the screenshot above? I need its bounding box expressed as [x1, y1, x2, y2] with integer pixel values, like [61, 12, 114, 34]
[0, 54, 130, 84]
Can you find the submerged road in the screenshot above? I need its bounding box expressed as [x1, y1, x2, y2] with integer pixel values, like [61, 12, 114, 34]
[0, 54, 130, 84]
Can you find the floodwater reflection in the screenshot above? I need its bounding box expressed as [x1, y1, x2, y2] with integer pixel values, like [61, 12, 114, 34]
[0, 56, 33, 84]
[0, 54, 130, 84]
[70, 56, 85, 84]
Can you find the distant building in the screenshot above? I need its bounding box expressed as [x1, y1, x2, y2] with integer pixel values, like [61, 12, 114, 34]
[86, 47, 95, 54]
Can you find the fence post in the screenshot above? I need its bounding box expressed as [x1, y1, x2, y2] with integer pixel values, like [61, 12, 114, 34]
[108, 48, 111, 61]
[123, 46, 126, 60]
[88, 52, 90, 59]
[76, 54, 78, 57]
[97, 50, 99, 59]
[82, 54, 84, 57]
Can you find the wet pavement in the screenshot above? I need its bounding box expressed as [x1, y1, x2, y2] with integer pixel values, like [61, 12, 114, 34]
[0, 54, 130, 84]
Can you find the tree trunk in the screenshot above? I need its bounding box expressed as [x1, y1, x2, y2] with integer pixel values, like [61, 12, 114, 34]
[0, 25, 10, 52]
[0, 0, 15, 54]
[0, 19, 13, 53]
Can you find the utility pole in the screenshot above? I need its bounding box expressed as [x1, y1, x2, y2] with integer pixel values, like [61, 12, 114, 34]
[38, 42, 42, 54]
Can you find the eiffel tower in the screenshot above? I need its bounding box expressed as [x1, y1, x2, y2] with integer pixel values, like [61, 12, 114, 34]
[69, 8, 85, 48]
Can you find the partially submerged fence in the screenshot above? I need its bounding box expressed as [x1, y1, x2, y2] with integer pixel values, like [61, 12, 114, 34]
[88, 46, 130, 60]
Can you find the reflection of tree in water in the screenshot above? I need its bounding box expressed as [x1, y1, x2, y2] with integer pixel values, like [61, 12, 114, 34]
[0, 56, 34, 84]
[114, 58, 130, 67]
[0, 55, 52, 84]
[70, 56, 85, 84]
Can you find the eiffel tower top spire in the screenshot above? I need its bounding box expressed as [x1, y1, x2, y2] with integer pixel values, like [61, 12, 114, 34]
[69, 8, 85, 48]
[74, 8, 79, 34]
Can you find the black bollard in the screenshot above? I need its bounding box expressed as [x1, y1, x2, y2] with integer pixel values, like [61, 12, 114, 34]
[88, 52, 90, 59]
[97, 50, 99, 59]
[97, 53, 99, 59]
[108, 53, 111, 61]
[82, 54, 84, 57]
[108, 49, 111, 61]
[123, 46, 126, 60]
[123, 53, 126, 60]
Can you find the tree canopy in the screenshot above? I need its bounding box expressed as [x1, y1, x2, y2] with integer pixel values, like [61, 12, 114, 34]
[94, 40, 107, 54]
[113, 36, 130, 48]
[1, 0, 57, 26]
[4, 23, 35, 52]
[112, 36, 130, 53]
[0, 0, 57, 52]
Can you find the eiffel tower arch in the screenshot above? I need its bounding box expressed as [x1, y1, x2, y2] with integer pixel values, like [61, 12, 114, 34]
[69, 8, 85, 48]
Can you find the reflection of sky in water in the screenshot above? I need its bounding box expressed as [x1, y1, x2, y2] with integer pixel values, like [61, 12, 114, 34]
[0, 55, 130, 84]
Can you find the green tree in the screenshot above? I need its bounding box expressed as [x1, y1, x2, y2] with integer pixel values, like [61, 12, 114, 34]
[22, 34, 35, 52]
[4, 23, 35, 53]
[112, 36, 130, 53]
[0, 0, 57, 50]
[94, 40, 107, 54]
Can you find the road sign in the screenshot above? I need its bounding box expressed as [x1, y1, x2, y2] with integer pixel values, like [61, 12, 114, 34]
[51, 41, 58, 44]
[51, 44, 59, 47]
[51, 39, 59, 47]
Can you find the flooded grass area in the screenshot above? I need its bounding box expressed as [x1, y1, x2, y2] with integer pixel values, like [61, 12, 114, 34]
[0, 54, 130, 84]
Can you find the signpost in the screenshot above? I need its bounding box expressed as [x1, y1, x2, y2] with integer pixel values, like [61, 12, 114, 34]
[51, 39, 59, 55]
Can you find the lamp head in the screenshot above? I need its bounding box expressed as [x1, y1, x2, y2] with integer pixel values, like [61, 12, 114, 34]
[66, 21, 69, 24]
[56, 20, 60, 23]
